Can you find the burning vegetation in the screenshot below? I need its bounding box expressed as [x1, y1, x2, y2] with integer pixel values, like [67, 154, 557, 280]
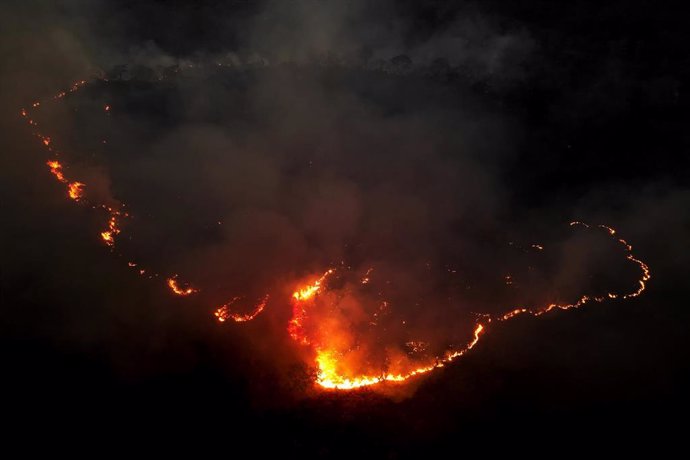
[286, 222, 650, 390]
[20, 72, 651, 392]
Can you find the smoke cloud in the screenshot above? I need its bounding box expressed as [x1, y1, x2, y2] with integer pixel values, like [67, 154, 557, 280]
[1, 0, 688, 416]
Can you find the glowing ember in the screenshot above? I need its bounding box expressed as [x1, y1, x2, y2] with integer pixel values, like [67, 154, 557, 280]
[292, 269, 334, 302]
[214, 305, 232, 322]
[215, 296, 269, 323]
[27, 88, 213, 309]
[289, 269, 335, 344]
[47, 160, 65, 182]
[100, 215, 120, 247]
[45, 160, 85, 201]
[167, 277, 198, 296]
[67, 181, 84, 200]
[361, 267, 373, 284]
[100, 231, 114, 245]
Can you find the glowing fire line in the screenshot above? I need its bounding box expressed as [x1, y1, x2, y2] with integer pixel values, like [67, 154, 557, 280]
[22, 76, 652, 392]
[21, 79, 262, 323]
[20, 80, 215, 319]
[215, 295, 269, 323]
[289, 222, 651, 390]
[166, 277, 198, 296]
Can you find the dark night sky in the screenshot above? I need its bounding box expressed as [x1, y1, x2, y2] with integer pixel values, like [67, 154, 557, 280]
[1, 0, 689, 454]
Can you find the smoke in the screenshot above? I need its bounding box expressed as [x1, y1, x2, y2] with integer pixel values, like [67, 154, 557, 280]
[1, 0, 688, 403]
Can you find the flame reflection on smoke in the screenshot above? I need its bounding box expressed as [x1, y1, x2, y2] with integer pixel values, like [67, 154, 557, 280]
[21, 74, 651, 392]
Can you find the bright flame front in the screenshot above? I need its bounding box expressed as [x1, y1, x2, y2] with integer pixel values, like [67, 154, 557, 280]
[288, 223, 650, 391]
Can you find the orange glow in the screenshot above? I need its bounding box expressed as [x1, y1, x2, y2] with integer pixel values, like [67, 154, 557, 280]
[289, 269, 335, 344]
[26, 88, 213, 310]
[29, 86, 175, 298]
[289, 222, 651, 391]
[45, 160, 84, 201]
[311, 324, 486, 390]
[167, 277, 198, 296]
[46, 160, 66, 182]
[100, 215, 120, 247]
[288, 266, 488, 389]
[100, 231, 113, 245]
[23, 75, 653, 393]
[67, 181, 84, 200]
[52, 79, 87, 100]
[101, 211, 120, 246]
[361, 267, 373, 284]
[292, 269, 334, 301]
[215, 296, 269, 323]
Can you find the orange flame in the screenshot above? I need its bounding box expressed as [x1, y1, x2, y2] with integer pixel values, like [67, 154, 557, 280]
[309, 324, 486, 390]
[25, 77, 267, 323]
[100, 215, 121, 247]
[23, 75, 653, 393]
[289, 223, 651, 390]
[167, 277, 198, 296]
[67, 181, 84, 201]
[292, 269, 334, 302]
[45, 160, 84, 201]
[47, 160, 66, 182]
[215, 296, 269, 323]
[289, 269, 335, 344]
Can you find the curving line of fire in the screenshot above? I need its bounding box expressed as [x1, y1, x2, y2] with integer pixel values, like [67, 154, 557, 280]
[21, 78, 651, 391]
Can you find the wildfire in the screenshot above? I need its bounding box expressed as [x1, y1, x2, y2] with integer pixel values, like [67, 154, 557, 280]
[22, 74, 653, 394]
[289, 269, 335, 344]
[53, 79, 87, 100]
[47, 160, 65, 181]
[100, 215, 120, 247]
[28, 87, 219, 308]
[361, 267, 374, 284]
[100, 231, 114, 245]
[167, 277, 198, 296]
[46, 160, 86, 201]
[67, 181, 84, 201]
[215, 296, 269, 323]
[310, 324, 486, 390]
[292, 269, 334, 302]
[288, 223, 651, 390]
